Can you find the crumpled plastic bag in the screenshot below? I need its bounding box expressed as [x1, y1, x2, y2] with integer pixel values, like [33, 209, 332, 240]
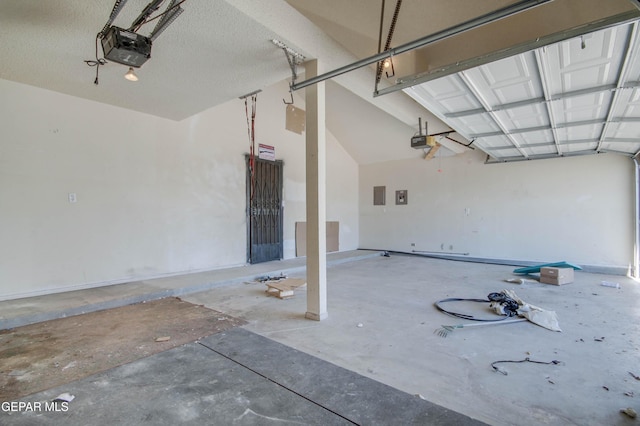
[501, 289, 561, 332]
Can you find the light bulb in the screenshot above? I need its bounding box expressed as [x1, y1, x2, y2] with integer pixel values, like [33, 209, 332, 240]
[124, 67, 138, 82]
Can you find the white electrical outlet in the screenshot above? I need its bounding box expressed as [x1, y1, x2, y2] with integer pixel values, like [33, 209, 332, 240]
[68, 193, 77, 203]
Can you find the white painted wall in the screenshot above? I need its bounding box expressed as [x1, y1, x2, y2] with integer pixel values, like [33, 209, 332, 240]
[360, 149, 634, 272]
[0, 78, 358, 300]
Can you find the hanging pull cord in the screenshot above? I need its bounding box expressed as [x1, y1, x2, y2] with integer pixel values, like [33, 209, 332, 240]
[245, 94, 258, 202]
[84, 34, 107, 85]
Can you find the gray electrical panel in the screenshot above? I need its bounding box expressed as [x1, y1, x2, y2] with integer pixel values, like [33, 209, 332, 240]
[373, 186, 386, 205]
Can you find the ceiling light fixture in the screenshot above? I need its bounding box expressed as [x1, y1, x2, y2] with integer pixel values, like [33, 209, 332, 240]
[87, 0, 186, 85]
[382, 56, 395, 79]
[124, 67, 139, 81]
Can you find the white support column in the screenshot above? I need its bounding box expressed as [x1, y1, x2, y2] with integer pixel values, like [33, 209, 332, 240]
[305, 59, 328, 321]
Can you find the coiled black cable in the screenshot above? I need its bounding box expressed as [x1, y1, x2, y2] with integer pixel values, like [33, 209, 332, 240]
[434, 297, 504, 322]
[434, 293, 520, 321]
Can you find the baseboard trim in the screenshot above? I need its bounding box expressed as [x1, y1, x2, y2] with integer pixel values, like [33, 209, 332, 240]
[358, 248, 630, 276]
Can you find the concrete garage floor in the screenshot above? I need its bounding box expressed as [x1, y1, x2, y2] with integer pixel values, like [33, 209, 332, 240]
[1, 251, 639, 425]
[2, 328, 482, 425]
[181, 254, 640, 425]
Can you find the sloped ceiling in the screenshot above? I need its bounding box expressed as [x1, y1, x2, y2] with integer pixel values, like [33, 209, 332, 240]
[0, 0, 296, 120]
[3, 0, 640, 164]
[286, 0, 521, 59]
[289, 0, 640, 163]
[0, 0, 447, 164]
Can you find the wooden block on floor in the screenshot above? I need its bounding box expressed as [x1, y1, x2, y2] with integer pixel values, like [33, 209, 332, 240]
[265, 278, 306, 299]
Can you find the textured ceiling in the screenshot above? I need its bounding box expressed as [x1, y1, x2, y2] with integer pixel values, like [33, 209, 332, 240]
[0, 0, 445, 164]
[3, 0, 639, 165]
[0, 0, 297, 120]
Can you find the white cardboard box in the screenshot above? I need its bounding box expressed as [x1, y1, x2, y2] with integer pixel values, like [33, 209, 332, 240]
[540, 267, 574, 285]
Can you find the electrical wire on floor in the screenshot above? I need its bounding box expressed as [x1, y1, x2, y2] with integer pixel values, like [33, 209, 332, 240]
[435, 292, 520, 322]
[433, 293, 525, 337]
[491, 358, 562, 376]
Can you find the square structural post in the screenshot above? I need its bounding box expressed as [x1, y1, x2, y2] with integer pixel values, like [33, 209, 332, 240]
[305, 59, 328, 321]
